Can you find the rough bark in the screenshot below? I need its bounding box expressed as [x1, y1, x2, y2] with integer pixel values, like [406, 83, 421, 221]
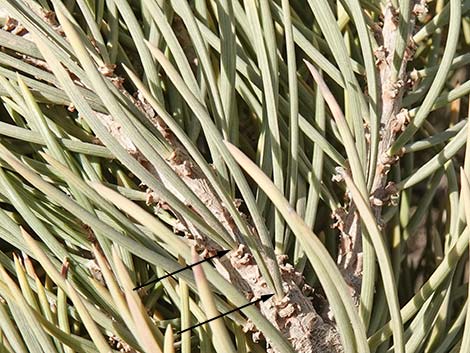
[336, 0, 425, 301]
[133, 92, 344, 353]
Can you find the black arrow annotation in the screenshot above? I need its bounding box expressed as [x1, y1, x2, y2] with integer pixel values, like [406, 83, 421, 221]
[177, 293, 274, 335]
[133, 250, 230, 290]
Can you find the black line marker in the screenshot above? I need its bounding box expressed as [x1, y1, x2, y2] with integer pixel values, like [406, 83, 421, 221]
[177, 293, 274, 335]
[133, 250, 229, 290]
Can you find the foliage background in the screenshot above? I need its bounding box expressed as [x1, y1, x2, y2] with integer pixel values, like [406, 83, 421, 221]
[0, 0, 468, 353]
